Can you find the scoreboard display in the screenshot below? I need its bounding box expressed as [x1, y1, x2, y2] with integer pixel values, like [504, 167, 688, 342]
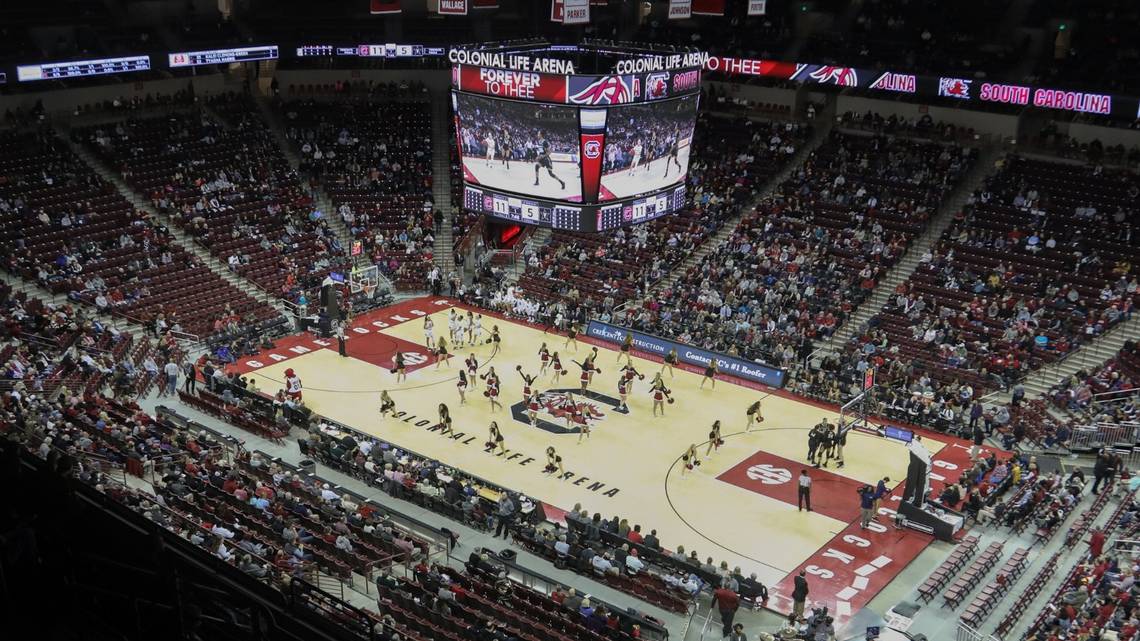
[168, 46, 279, 68]
[17, 55, 151, 81]
[295, 44, 446, 58]
[595, 185, 687, 231]
[463, 186, 584, 231]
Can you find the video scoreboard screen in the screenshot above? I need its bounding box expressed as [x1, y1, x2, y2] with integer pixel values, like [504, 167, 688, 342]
[168, 46, 279, 68]
[595, 185, 686, 231]
[17, 55, 151, 82]
[464, 183, 686, 232]
[295, 44, 446, 58]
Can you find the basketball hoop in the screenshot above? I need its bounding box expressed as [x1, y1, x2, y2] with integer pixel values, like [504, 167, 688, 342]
[362, 281, 376, 299]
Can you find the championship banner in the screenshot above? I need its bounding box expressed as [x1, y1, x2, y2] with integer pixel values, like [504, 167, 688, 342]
[551, 0, 563, 21]
[563, 0, 590, 24]
[692, 0, 726, 15]
[453, 64, 569, 102]
[437, 0, 467, 15]
[471, 0, 498, 8]
[586, 320, 786, 388]
[369, 0, 401, 14]
[578, 109, 606, 202]
[746, 0, 767, 15]
[668, 0, 692, 19]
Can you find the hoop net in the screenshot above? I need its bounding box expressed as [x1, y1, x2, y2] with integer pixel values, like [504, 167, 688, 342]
[349, 264, 379, 297]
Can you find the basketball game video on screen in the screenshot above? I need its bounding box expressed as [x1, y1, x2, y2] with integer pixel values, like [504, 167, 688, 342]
[600, 94, 698, 201]
[455, 92, 583, 201]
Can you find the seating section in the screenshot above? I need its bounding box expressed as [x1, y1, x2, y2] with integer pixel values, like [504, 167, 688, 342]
[631, 131, 976, 366]
[1050, 341, 1140, 423]
[941, 541, 1003, 609]
[80, 95, 346, 305]
[0, 129, 278, 338]
[280, 93, 435, 290]
[916, 534, 979, 603]
[517, 117, 810, 313]
[959, 547, 1027, 628]
[994, 551, 1059, 637]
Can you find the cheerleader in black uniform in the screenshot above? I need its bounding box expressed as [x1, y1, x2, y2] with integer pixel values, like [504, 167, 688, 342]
[649, 373, 673, 417]
[538, 343, 551, 375]
[617, 334, 633, 365]
[516, 366, 536, 403]
[662, 348, 679, 378]
[456, 370, 469, 404]
[481, 366, 502, 412]
[572, 348, 601, 393]
[746, 399, 765, 431]
[681, 444, 700, 477]
[526, 392, 541, 426]
[544, 446, 564, 476]
[435, 336, 451, 369]
[488, 325, 502, 358]
[437, 403, 453, 436]
[699, 360, 718, 389]
[550, 351, 566, 384]
[392, 351, 407, 383]
[465, 353, 479, 389]
[705, 420, 724, 457]
[564, 323, 579, 352]
[485, 421, 506, 456]
[379, 390, 396, 417]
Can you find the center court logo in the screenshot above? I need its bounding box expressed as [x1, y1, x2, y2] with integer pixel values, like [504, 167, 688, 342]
[746, 464, 791, 485]
[510, 388, 621, 434]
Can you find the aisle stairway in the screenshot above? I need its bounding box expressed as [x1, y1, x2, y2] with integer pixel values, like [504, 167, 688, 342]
[430, 91, 456, 277]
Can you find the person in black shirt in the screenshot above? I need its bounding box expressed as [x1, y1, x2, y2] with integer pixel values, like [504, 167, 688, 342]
[533, 139, 566, 190]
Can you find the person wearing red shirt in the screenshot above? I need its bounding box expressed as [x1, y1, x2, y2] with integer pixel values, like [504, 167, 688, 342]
[1090, 528, 1107, 559]
[627, 524, 644, 544]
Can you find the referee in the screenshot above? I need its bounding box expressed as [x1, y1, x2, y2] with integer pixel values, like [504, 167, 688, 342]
[798, 470, 812, 512]
[336, 323, 347, 357]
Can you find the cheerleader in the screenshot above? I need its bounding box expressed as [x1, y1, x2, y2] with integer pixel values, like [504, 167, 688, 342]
[564, 323, 579, 351]
[435, 336, 451, 369]
[705, 420, 724, 457]
[437, 403, 453, 436]
[481, 366, 502, 412]
[662, 348, 679, 378]
[538, 343, 551, 375]
[516, 366, 536, 403]
[681, 444, 700, 476]
[379, 390, 396, 417]
[525, 392, 541, 426]
[617, 334, 633, 365]
[423, 316, 435, 350]
[621, 364, 645, 393]
[392, 351, 410, 380]
[488, 325, 501, 358]
[472, 313, 484, 345]
[699, 360, 718, 389]
[650, 373, 673, 417]
[456, 370, 469, 404]
[485, 421, 506, 456]
[550, 351, 566, 384]
[544, 446, 564, 476]
[572, 348, 601, 393]
[617, 375, 630, 413]
[465, 353, 479, 389]
[746, 399, 765, 431]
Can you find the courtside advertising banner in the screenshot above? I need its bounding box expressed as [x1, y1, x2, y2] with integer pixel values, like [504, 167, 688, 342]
[747, 0, 767, 15]
[578, 109, 606, 203]
[693, 0, 726, 15]
[668, 0, 692, 19]
[586, 320, 786, 388]
[437, 0, 467, 15]
[563, 0, 590, 24]
[369, 0, 401, 14]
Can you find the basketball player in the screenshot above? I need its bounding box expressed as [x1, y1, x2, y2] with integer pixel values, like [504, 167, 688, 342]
[808, 418, 829, 467]
[437, 403, 453, 437]
[544, 446, 565, 476]
[472, 313, 484, 345]
[833, 420, 848, 468]
[534, 138, 566, 190]
[488, 325, 501, 358]
[617, 334, 633, 365]
[485, 421, 506, 456]
[746, 399, 765, 431]
[662, 348, 679, 378]
[538, 343, 551, 375]
[392, 352, 407, 383]
[550, 351, 565, 384]
[448, 309, 460, 347]
[629, 138, 643, 174]
[423, 316, 435, 350]
[435, 336, 451, 369]
[482, 366, 502, 412]
[464, 311, 476, 345]
[499, 129, 511, 168]
[564, 323, 579, 351]
[663, 128, 682, 178]
[456, 370, 469, 404]
[379, 390, 396, 417]
[483, 130, 496, 168]
[681, 444, 700, 476]
[705, 420, 724, 457]
[650, 373, 672, 417]
[699, 361, 718, 389]
[819, 423, 837, 468]
[465, 353, 479, 389]
[284, 368, 303, 401]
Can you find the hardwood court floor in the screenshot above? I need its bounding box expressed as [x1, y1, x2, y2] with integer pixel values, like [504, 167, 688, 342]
[230, 298, 973, 621]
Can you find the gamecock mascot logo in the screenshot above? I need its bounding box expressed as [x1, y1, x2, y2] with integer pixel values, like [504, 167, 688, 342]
[808, 66, 859, 87]
[570, 75, 635, 105]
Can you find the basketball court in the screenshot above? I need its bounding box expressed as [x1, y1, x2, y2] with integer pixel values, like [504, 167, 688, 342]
[228, 297, 987, 622]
